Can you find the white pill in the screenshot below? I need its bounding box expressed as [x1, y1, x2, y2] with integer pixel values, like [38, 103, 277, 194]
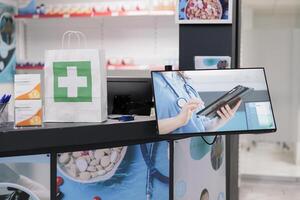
[76, 158, 88, 172]
[100, 156, 110, 168]
[96, 158, 101, 164]
[97, 169, 106, 176]
[113, 147, 123, 153]
[79, 172, 91, 180]
[103, 148, 111, 155]
[90, 159, 98, 166]
[89, 151, 95, 159]
[59, 153, 71, 164]
[96, 165, 103, 171]
[87, 166, 97, 172]
[72, 151, 81, 158]
[105, 163, 114, 172]
[66, 164, 78, 178]
[94, 150, 105, 160]
[83, 155, 92, 164]
[91, 172, 98, 178]
[113, 147, 121, 153]
[115, 154, 120, 163]
[64, 157, 74, 168]
[110, 151, 119, 163]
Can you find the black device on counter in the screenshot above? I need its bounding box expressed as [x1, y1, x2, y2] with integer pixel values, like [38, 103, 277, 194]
[107, 77, 153, 115]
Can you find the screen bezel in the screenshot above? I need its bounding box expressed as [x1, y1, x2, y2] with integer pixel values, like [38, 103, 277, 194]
[151, 67, 277, 137]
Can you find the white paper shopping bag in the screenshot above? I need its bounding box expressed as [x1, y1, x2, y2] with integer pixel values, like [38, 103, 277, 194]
[44, 32, 107, 122]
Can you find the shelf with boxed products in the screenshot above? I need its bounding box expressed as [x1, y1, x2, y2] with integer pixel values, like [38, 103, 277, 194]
[14, 10, 175, 20]
[16, 65, 44, 70]
[107, 64, 165, 71]
[16, 63, 165, 72]
[16, 0, 176, 18]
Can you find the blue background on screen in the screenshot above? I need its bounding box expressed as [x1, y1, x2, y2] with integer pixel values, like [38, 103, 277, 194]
[58, 141, 169, 200]
[219, 112, 248, 132]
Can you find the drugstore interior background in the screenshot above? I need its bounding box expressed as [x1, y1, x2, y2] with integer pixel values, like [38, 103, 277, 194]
[0, 0, 300, 199]
[239, 1, 300, 199]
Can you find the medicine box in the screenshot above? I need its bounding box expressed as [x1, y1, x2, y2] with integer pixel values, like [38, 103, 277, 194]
[15, 100, 42, 127]
[15, 74, 41, 100]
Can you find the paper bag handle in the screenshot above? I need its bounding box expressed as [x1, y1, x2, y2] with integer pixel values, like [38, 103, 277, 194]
[62, 31, 87, 49]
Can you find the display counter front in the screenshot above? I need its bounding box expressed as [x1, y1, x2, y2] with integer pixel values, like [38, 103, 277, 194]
[0, 116, 158, 155]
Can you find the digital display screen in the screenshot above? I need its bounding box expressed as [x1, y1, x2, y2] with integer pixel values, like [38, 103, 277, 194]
[174, 136, 226, 200]
[57, 141, 169, 200]
[152, 68, 276, 135]
[0, 154, 51, 200]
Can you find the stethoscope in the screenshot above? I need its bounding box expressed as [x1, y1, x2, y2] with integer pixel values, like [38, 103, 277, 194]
[140, 143, 169, 200]
[160, 73, 200, 108]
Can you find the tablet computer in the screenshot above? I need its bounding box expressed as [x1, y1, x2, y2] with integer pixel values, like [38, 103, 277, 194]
[196, 85, 253, 118]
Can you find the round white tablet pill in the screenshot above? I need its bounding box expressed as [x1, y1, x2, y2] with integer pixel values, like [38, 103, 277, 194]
[59, 153, 71, 164]
[76, 158, 88, 172]
[100, 156, 110, 168]
[79, 172, 91, 180]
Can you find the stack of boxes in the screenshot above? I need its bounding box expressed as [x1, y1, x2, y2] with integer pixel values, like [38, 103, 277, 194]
[14, 74, 42, 127]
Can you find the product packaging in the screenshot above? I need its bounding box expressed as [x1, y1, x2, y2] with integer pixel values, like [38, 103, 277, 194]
[14, 74, 41, 100]
[194, 56, 231, 69]
[15, 100, 42, 127]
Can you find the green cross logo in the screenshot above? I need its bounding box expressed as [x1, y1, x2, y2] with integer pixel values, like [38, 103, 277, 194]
[53, 61, 92, 102]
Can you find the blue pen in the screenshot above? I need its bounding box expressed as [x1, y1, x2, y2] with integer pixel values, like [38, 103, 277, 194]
[4, 96, 7, 103]
[0, 94, 6, 104]
[2, 95, 6, 103]
[0, 95, 6, 112]
[0, 95, 4, 103]
[5, 95, 11, 103]
[0, 94, 11, 104]
[0, 94, 10, 113]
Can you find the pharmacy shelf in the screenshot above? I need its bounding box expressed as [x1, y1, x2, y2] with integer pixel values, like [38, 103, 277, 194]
[14, 10, 175, 20]
[16, 65, 163, 77]
[0, 116, 160, 155]
[16, 65, 44, 70]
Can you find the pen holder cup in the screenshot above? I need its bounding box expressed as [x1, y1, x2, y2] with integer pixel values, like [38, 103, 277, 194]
[0, 103, 8, 127]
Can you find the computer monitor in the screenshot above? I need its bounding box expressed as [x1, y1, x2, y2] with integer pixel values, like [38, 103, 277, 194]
[107, 77, 153, 115]
[152, 68, 276, 136]
[57, 141, 169, 200]
[0, 154, 51, 200]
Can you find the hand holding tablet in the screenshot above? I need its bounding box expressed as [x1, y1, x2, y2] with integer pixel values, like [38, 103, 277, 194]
[216, 99, 242, 123]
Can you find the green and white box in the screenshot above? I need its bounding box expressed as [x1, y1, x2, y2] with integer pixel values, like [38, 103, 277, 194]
[44, 49, 107, 122]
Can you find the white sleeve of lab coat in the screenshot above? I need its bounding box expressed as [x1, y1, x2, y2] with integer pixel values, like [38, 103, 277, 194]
[201, 116, 226, 132]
